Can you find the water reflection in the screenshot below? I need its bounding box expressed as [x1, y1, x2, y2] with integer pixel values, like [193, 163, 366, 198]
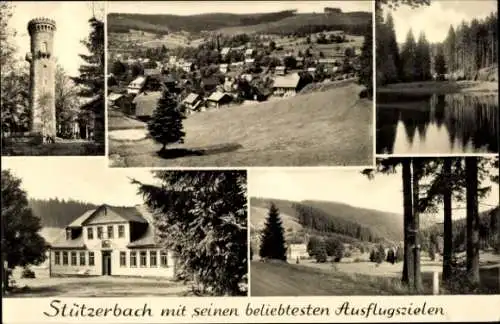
[377, 93, 499, 154]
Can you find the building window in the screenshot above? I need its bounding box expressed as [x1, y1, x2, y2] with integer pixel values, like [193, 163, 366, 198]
[140, 251, 147, 267]
[150, 250, 157, 267]
[54, 251, 60, 265]
[71, 251, 77, 266]
[118, 225, 125, 238]
[41, 42, 47, 53]
[97, 226, 103, 239]
[62, 251, 68, 265]
[107, 225, 114, 239]
[89, 252, 95, 266]
[66, 228, 71, 240]
[87, 227, 93, 240]
[79, 251, 86, 266]
[160, 251, 168, 267]
[120, 252, 126, 267]
[130, 251, 137, 267]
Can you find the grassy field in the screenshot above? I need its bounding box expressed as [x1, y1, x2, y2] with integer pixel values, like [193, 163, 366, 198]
[251, 252, 500, 296]
[108, 83, 372, 167]
[250, 261, 423, 296]
[6, 267, 190, 297]
[377, 81, 499, 95]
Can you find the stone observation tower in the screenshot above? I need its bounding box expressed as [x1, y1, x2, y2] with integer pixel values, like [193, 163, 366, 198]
[25, 17, 57, 139]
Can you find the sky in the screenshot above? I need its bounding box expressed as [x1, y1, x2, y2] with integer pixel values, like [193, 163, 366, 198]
[107, 1, 372, 15]
[248, 165, 499, 220]
[383, 0, 497, 43]
[8, 1, 105, 77]
[1, 157, 156, 207]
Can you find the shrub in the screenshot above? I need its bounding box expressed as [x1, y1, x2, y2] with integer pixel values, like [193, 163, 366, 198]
[21, 267, 36, 279]
[375, 244, 386, 264]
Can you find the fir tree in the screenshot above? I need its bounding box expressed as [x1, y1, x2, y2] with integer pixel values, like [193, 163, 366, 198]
[375, 244, 386, 264]
[147, 89, 186, 152]
[72, 17, 104, 149]
[434, 48, 447, 80]
[401, 29, 417, 82]
[259, 203, 287, 261]
[358, 20, 373, 96]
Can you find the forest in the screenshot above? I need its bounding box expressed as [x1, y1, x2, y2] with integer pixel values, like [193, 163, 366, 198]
[376, 0, 498, 86]
[364, 156, 499, 293]
[29, 198, 99, 228]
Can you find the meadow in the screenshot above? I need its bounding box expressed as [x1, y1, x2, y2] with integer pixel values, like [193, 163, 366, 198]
[108, 83, 373, 167]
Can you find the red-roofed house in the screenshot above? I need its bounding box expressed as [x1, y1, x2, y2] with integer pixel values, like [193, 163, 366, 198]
[48, 204, 176, 278]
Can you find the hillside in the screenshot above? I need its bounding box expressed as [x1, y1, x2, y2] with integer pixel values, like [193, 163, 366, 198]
[250, 197, 403, 244]
[250, 206, 302, 232]
[29, 198, 99, 228]
[107, 10, 371, 35]
[108, 83, 373, 167]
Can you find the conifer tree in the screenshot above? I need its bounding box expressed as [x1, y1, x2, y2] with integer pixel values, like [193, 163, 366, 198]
[72, 17, 104, 149]
[259, 203, 287, 261]
[147, 89, 186, 152]
[358, 20, 373, 96]
[434, 47, 447, 80]
[401, 29, 417, 82]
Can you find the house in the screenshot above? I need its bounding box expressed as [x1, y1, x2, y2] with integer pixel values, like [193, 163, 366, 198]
[275, 66, 287, 76]
[181, 93, 203, 112]
[48, 204, 176, 278]
[205, 91, 232, 109]
[132, 91, 162, 119]
[108, 93, 132, 113]
[244, 58, 255, 66]
[318, 58, 339, 69]
[223, 77, 236, 92]
[244, 48, 254, 59]
[182, 61, 194, 73]
[230, 61, 244, 69]
[307, 67, 317, 74]
[220, 47, 231, 59]
[272, 73, 301, 97]
[127, 76, 146, 95]
[219, 63, 229, 74]
[144, 68, 162, 77]
[240, 73, 253, 82]
[286, 243, 308, 261]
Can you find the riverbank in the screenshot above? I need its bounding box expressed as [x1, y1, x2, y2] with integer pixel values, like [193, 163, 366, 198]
[377, 80, 498, 95]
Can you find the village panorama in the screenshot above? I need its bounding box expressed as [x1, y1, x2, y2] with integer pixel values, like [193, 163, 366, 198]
[106, 1, 374, 167]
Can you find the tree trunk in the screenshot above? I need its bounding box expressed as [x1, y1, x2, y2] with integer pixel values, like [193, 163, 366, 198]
[465, 157, 480, 285]
[402, 159, 414, 287]
[442, 158, 453, 282]
[412, 158, 423, 292]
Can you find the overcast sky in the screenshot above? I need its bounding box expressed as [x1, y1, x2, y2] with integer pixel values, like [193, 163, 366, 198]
[107, 1, 372, 15]
[249, 165, 499, 220]
[383, 0, 497, 43]
[1, 157, 156, 207]
[8, 1, 105, 77]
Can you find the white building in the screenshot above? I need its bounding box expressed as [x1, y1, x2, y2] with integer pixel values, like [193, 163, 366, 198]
[48, 204, 176, 278]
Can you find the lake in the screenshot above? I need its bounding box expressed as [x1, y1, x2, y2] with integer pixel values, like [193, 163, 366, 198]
[377, 93, 499, 154]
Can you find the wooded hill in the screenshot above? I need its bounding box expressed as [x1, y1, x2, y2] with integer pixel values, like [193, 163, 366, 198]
[29, 198, 99, 228]
[107, 10, 371, 36]
[250, 197, 403, 244]
[423, 206, 500, 253]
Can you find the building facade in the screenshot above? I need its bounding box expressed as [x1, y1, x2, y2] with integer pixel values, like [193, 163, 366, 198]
[49, 204, 176, 278]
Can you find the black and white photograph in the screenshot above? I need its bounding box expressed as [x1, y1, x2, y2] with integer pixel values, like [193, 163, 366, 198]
[1, 158, 248, 297]
[249, 157, 499, 296]
[1, 1, 105, 156]
[106, 1, 374, 167]
[376, 0, 498, 155]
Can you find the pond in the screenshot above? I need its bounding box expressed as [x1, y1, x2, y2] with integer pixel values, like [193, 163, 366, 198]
[377, 93, 498, 154]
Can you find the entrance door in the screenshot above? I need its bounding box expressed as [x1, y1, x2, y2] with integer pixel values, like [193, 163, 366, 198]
[102, 251, 112, 275]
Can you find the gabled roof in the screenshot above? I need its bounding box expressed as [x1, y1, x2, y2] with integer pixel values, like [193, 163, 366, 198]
[129, 76, 146, 87]
[68, 209, 97, 227]
[245, 48, 254, 55]
[273, 73, 301, 89]
[50, 234, 86, 249]
[207, 91, 231, 102]
[72, 205, 149, 226]
[144, 68, 161, 76]
[108, 93, 124, 102]
[127, 205, 158, 248]
[220, 47, 231, 55]
[182, 93, 200, 104]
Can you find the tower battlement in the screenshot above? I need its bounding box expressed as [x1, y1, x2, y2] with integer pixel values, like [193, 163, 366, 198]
[28, 17, 56, 34]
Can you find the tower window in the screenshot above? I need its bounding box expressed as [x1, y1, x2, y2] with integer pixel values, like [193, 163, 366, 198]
[41, 42, 47, 53]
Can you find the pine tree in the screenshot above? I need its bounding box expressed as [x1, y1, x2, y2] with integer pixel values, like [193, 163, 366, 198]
[134, 171, 248, 296]
[259, 203, 287, 261]
[401, 29, 417, 82]
[434, 47, 447, 80]
[72, 17, 104, 149]
[358, 20, 373, 96]
[147, 89, 186, 152]
[375, 244, 386, 263]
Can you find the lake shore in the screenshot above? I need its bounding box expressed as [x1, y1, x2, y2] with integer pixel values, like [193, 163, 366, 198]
[377, 80, 498, 95]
